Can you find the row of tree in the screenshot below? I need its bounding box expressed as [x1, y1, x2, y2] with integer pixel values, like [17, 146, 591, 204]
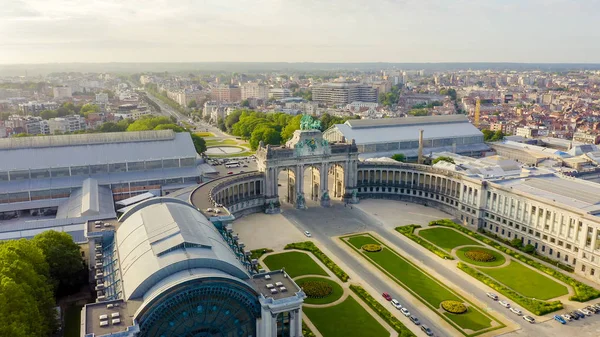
[0, 231, 87, 337]
[221, 110, 359, 150]
[482, 129, 505, 142]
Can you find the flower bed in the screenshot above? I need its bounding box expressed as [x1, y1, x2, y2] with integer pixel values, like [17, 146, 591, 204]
[441, 300, 467, 314]
[299, 280, 333, 298]
[361, 244, 382, 252]
[465, 250, 495, 262]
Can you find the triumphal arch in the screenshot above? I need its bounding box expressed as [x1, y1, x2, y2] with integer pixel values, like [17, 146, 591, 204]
[256, 115, 359, 212]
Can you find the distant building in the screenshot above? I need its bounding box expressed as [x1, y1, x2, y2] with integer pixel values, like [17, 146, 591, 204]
[211, 85, 242, 102]
[516, 126, 549, 139]
[53, 85, 72, 99]
[95, 93, 109, 104]
[47, 115, 86, 134]
[18, 101, 59, 115]
[269, 88, 292, 100]
[241, 82, 268, 100]
[346, 101, 379, 112]
[312, 82, 378, 105]
[573, 131, 600, 145]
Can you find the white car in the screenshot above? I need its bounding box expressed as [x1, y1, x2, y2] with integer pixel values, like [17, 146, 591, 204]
[562, 314, 573, 321]
[304, 231, 312, 237]
[509, 307, 522, 315]
[523, 315, 535, 323]
[391, 299, 402, 309]
[498, 300, 510, 308]
[400, 308, 411, 317]
[579, 308, 592, 316]
[486, 292, 499, 300]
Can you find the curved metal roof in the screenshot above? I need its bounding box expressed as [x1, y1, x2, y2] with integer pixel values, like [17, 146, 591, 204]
[116, 198, 249, 300]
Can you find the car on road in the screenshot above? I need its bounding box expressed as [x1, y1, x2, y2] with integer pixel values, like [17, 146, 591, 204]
[486, 292, 499, 300]
[390, 299, 402, 309]
[243, 165, 248, 167]
[400, 308, 411, 317]
[509, 307, 522, 315]
[206, 208, 213, 213]
[382, 292, 392, 301]
[420, 325, 434, 336]
[553, 315, 567, 324]
[523, 315, 535, 323]
[304, 231, 312, 237]
[409, 315, 420, 325]
[562, 314, 573, 321]
[227, 171, 233, 175]
[498, 300, 510, 308]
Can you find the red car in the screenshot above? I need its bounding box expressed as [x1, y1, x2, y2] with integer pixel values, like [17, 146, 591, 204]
[382, 292, 392, 301]
[227, 171, 233, 175]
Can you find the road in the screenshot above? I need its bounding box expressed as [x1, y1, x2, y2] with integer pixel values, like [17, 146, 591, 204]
[279, 200, 597, 337]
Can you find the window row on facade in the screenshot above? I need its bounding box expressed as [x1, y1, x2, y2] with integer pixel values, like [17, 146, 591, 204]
[357, 135, 483, 153]
[213, 180, 264, 206]
[0, 157, 196, 181]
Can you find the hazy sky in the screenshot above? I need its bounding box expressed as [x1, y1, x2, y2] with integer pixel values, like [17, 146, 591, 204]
[2, 0, 600, 64]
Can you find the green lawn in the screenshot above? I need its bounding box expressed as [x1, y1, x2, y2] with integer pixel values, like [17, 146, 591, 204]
[195, 131, 214, 137]
[419, 227, 481, 252]
[303, 296, 388, 337]
[296, 277, 344, 305]
[456, 246, 507, 267]
[479, 261, 568, 300]
[345, 235, 500, 335]
[63, 304, 83, 337]
[263, 251, 328, 278]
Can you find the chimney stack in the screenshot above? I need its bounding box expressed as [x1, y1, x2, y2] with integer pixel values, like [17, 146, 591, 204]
[418, 129, 424, 164]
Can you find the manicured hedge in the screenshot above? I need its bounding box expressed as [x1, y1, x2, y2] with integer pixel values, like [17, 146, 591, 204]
[285, 242, 349, 282]
[465, 250, 495, 262]
[395, 225, 454, 260]
[350, 285, 416, 337]
[302, 321, 316, 337]
[441, 300, 467, 314]
[362, 244, 382, 252]
[458, 262, 563, 315]
[431, 220, 600, 302]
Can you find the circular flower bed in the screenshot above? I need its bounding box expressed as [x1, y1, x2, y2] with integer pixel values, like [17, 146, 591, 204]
[441, 300, 467, 314]
[300, 280, 333, 299]
[465, 250, 496, 262]
[361, 244, 382, 252]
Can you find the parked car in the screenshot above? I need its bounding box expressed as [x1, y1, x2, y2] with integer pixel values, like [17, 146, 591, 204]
[523, 315, 535, 324]
[227, 171, 233, 175]
[400, 308, 411, 317]
[498, 300, 511, 308]
[486, 292, 499, 300]
[382, 292, 392, 301]
[420, 325, 434, 336]
[579, 308, 592, 316]
[390, 299, 402, 309]
[304, 231, 312, 237]
[509, 307, 522, 315]
[206, 208, 214, 213]
[243, 164, 248, 167]
[571, 311, 583, 319]
[409, 315, 420, 325]
[562, 314, 573, 321]
[553, 315, 567, 324]
[586, 306, 599, 313]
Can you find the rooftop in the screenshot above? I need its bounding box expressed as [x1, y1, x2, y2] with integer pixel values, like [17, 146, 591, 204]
[84, 299, 139, 336]
[251, 270, 301, 301]
[344, 115, 469, 129]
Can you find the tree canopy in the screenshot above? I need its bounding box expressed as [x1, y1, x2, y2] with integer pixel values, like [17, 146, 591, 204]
[190, 133, 207, 154]
[391, 153, 406, 162]
[432, 156, 455, 165]
[482, 129, 505, 142]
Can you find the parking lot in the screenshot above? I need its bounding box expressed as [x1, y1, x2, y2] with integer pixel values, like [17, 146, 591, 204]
[207, 157, 258, 176]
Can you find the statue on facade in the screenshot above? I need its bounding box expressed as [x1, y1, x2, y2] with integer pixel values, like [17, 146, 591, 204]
[352, 189, 358, 198]
[300, 114, 322, 131]
[296, 193, 306, 209]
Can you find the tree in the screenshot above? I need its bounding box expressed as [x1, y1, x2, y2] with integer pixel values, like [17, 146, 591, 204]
[523, 244, 536, 254]
[190, 133, 207, 154]
[32, 231, 86, 297]
[250, 125, 281, 150]
[281, 115, 302, 141]
[391, 153, 406, 162]
[80, 103, 100, 117]
[154, 124, 185, 132]
[241, 99, 250, 107]
[408, 108, 428, 116]
[432, 156, 455, 165]
[187, 100, 197, 108]
[40, 110, 58, 120]
[510, 238, 523, 248]
[217, 117, 226, 131]
[490, 130, 505, 142]
[482, 129, 494, 142]
[126, 116, 172, 131]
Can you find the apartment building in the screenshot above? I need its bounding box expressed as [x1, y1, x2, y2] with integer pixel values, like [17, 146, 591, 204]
[18, 101, 59, 115]
[573, 131, 600, 145]
[268, 88, 292, 100]
[53, 85, 72, 99]
[47, 115, 86, 134]
[210, 85, 242, 102]
[312, 82, 378, 105]
[241, 82, 269, 100]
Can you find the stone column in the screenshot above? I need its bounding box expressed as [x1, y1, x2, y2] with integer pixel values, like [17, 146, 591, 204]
[320, 162, 331, 207]
[293, 309, 303, 337]
[295, 164, 305, 209]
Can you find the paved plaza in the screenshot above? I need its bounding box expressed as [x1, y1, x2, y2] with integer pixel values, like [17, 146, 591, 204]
[232, 212, 307, 251]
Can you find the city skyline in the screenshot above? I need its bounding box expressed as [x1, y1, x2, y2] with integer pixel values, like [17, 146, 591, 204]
[2, 0, 600, 64]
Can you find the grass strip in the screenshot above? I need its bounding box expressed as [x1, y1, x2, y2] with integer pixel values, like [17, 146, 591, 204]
[285, 241, 349, 282]
[395, 225, 454, 260]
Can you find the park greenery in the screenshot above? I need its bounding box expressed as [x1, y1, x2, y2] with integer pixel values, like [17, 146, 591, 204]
[395, 225, 454, 260]
[441, 300, 467, 314]
[418, 227, 481, 252]
[285, 242, 349, 282]
[432, 156, 455, 165]
[222, 110, 359, 150]
[350, 285, 416, 337]
[378, 85, 400, 108]
[481, 129, 505, 142]
[464, 250, 496, 262]
[297, 278, 344, 305]
[391, 153, 406, 162]
[456, 247, 506, 267]
[263, 251, 328, 278]
[430, 219, 600, 302]
[457, 262, 563, 315]
[0, 231, 87, 337]
[361, 244, 382, 252]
